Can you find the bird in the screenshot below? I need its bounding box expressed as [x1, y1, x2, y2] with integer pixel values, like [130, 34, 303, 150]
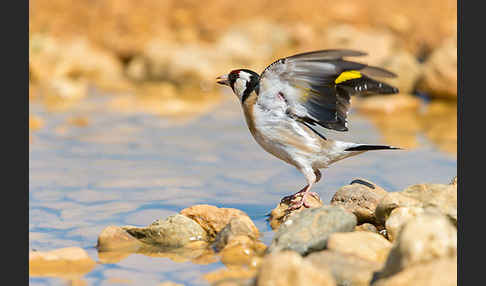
[216, 49, 400, 211]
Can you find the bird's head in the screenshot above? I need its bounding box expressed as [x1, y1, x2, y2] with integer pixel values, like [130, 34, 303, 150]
[216, 69, 260, 102]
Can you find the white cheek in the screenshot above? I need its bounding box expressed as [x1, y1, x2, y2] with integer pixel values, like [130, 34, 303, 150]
[234, 78, 247, 97]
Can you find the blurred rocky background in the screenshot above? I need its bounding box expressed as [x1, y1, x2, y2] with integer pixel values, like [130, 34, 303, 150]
[29, 0, 457, 147]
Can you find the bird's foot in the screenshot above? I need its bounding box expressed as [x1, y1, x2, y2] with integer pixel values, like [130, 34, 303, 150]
[282, 191, 321, 211]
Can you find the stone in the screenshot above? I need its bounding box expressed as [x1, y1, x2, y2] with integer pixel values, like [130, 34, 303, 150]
[326, 231, 392, 264]
[268, 194, 323, 230]
[268, 206, 357, 255]
[97, 225, 144, 252]
[418, 36, 457, 99]
[204, 266, 257, 285]
[385, 207, 424, 242]
[29, 247, 96, 277]
[355, 223, 379, 234]
[180, 205, 259, 239]
[220, 236, 266, 267]
[122, 214, 208, 247]
[379, 213, 457, 279]
[214, 217, 260, 251]
[256, 251, 336, 286]
[372, 257, 457, 286]
[375, 183, 457, 226]
[330, 178, 388, 224]
[306, 250, 382, 286]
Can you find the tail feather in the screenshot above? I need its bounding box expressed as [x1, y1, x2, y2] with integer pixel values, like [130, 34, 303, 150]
[345, 145, 402, 151]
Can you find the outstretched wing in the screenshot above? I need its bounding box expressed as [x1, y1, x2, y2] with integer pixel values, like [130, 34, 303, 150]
[258, 49, 398, 132]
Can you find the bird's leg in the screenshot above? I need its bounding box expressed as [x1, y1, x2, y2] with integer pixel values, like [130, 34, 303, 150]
[282, 168, 321, 210]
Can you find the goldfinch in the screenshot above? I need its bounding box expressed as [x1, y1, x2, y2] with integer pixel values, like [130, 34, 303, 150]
[217, 49, 400, 210]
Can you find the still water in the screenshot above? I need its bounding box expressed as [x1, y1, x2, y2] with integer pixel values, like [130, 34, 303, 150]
[29, 89, 457, 285]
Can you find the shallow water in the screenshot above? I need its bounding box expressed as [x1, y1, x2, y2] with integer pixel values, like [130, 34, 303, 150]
[29, 89, 457, 285]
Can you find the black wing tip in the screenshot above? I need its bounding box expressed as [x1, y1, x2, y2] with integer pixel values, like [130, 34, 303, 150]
[345, 145, 403, 151]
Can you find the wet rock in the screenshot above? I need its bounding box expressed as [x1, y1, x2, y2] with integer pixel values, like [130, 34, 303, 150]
[220, 236, 266, 267]
[306, 250, 382, 286]
[122, 214, 208, 247]
[375, 183, 457, 227]
[137, 241, 218, 264]
[418, 37, 457, 99]
[355, 223, 379, 234]
[379, 213, 456, 279]
[268, 206, 357, 255]
[326, 231, 392, 264]
[372, 256, 457, 286]
[384, 207, 424, 241]
[97, 225, 144, 252]
[268, 194, 323, 230]
[214, 217, 260, 251]
[330, 178, 388, 224]
[204, 266, 257, 285]
[256, 251, 336, 286]
[355, 94, 422, 115]
[29, 247, 96, 277]
[180, 205, 259, 239]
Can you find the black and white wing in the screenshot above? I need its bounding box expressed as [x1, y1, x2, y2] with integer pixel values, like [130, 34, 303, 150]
[257, 49, 399, 132]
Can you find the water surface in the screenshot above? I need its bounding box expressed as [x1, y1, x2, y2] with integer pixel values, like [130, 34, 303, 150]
[29, 90, 457, 285]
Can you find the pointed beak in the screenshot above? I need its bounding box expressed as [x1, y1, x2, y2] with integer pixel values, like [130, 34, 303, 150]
[216, 74, 230, 86]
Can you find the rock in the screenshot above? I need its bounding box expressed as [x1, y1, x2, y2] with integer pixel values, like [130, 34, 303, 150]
[379, 213, 457, 278]
[29, 247, 96, 277]
[256, 251, 336, 286]
[330, 178, 388, 224]
[375, 183, 457, 227]
[379, 50, 423, 94]
[204, 266, 257, 285]
[220, 236, 266, 267]
[122, 214, 208, 247]
[97, 225, 144, 252]
[372, 256, 457, 286]
[306, 250, 382, 286]
[214, 217, 260, 251]
[418, 36, 457, 99]
[180, 205, 259, 239]
[355, 94, 422, 115]
[268, 206, 357, 255]
[268, 194, 323, 230]
[384, 207, 424, 241]
[355, 223, 379, 234]
[326, 231, 392, 264]
[136, 241, 217, 264]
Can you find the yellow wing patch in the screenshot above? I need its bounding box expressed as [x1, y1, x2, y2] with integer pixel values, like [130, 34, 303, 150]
[335, 71, 362, 84]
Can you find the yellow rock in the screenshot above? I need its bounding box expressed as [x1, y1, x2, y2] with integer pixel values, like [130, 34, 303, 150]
[29, 247, 96, 277]
[327, 231, 392, 264]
